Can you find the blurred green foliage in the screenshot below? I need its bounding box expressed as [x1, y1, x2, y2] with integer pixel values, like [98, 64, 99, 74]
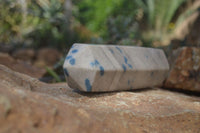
[0, 0, 199, 49]
[0, 0, 81, 49]
[75, 0, 199, 46]
[77, 0, 128, 35]
[75, 0, 138, 39]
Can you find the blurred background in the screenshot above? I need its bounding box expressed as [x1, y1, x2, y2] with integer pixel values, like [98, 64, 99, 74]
[0, 0, 200, 82]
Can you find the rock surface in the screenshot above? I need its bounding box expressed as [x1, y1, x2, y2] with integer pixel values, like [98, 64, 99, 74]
[63, 44, 169, 92]
[34, 48, 62, 67]
[12, 48, 35, 62]
[0, 64, 200, 133]
[0, 52, 45, 78]
[165, 47, 200, 92]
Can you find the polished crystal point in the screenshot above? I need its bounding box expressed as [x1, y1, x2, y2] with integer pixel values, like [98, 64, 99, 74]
[63, 43, 169, 92]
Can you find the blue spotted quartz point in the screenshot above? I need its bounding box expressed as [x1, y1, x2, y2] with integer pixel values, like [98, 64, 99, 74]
[63, 43, 169, 92]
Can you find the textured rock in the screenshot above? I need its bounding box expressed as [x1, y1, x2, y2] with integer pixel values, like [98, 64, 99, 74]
[0, 53, 46, 78]
[12, 48, 35, 62]
[35, 48, 61, 67]
[165, 47, 200, 92]
[0, 64, 200, 133]
[63, 43, 169, 92]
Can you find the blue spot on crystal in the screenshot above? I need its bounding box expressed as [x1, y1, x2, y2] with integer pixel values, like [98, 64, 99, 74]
[69, 58, 75, 65]
[122, 64, 127, 72]
[66, 55, 72, 60]
[116, 46, 122, 53]
[85, 78, 92, 92]
[99, 66, 104, 76]
[109, 48, 114, 54]
[90, 62, 95, 66]
[64, 68, 69, 77]
[124, 56, 128, 64]
[128, 64, 133, 69]
[72, 49, 78, 54]
[145, 55, 149, 59]
[94, 60, 100, 65]
[90, 59, 100, 67]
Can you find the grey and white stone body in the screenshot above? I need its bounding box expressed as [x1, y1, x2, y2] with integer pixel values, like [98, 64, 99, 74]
[63, 43, 169, 92]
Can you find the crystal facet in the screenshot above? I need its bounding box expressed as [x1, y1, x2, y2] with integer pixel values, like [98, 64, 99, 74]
[63, 43, 169, 92]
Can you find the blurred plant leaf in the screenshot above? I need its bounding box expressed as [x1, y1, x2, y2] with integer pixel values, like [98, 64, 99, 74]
[175, 0, 200, 28]
[45, 66, 61, 82]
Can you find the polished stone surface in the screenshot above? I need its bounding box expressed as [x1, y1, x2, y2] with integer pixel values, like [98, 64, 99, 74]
[63, 44, 169, 92]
